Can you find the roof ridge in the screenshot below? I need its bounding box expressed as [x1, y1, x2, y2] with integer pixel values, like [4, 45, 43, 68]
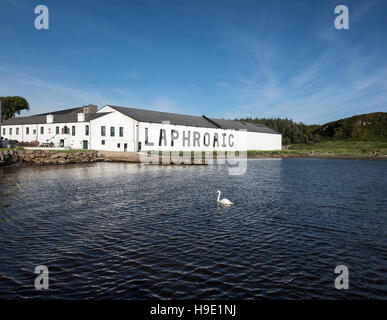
[108, 105, 206, 119]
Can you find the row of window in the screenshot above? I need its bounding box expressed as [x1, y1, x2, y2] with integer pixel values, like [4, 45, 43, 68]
[101, 126, 124, 137]
[3, 128, 22, 135]
[4, 126, 124, 139]
[66, 125, 89, 136]
[3, 126, 127, 150]
[3, 125, 90, 136]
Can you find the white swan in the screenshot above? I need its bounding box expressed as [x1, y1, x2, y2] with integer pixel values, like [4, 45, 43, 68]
[216, 190, 234, 205]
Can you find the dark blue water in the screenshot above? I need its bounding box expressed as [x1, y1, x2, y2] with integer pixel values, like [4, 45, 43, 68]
[0, 159, 386, 299]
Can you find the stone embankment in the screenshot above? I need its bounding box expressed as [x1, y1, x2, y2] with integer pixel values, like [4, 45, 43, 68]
[0, 149, 98, 166]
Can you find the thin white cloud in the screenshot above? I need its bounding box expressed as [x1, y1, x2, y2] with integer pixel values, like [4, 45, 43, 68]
[0, 66, 110, 115]
[217, 81, 229, 88]
[127, 72, 138, 79]
[216, 7, 387, 124]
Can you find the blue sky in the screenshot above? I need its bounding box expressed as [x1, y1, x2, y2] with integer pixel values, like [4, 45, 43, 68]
[1, 0, 386, 124]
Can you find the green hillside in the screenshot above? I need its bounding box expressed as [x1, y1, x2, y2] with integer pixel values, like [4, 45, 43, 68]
[314, 112, 387, 141]
[235, 117, 320, 144]
[238, 112, 387, 144]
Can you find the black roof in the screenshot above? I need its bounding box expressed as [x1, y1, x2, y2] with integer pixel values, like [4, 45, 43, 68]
[1, 104, 279, 134]
[108, 105, 279, 134]
[2, 115, 46, 125]
[107, 105, 219, 129]
[208, 118, 279, 134]
[33, 107, 85, 116]
[1, 105, 100, 125]
[1, 112, 109, 125]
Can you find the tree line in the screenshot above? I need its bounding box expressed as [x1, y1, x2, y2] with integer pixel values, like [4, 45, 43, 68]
[236, 117, 321, 145]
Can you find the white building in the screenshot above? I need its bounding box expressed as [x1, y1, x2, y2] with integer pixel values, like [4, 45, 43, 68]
[0, 105, 282, 152]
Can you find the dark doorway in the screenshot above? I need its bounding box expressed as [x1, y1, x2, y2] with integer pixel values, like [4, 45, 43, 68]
[82, 140, 88, 150]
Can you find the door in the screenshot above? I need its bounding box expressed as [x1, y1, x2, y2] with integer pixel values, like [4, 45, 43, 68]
[82, 140, 88, 150]
[124, 143, 127, 152]
[60, 139, 64, 147]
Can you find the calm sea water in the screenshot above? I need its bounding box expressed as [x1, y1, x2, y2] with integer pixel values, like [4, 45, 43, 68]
[0, 159, 386, 299]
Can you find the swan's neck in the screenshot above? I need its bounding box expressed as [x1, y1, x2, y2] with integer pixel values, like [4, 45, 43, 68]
[217, 192, 221, 202]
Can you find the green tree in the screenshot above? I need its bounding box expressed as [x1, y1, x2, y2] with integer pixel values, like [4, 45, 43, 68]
[236, 117, 322, 145]
[0, 96, 30, 121]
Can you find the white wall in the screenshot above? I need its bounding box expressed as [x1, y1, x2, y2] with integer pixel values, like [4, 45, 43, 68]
[22, 124, 39, 142]
[138, 122, 242, 152]
[97, 105, 117, 114]
[1, 122, 91, 149]
[48, 122, 91, 149]
[2, 125, 25, 142]
[138, 123, 281, 151]
[90, 110, 137, 152]
[245, 131, 282, 151]
[1, 106, 282, 151]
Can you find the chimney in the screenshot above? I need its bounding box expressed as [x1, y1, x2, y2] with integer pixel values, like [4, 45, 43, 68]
[46, 114, 54, 123]
[77, 113, 85, 122]
[82, 104, 98, 114]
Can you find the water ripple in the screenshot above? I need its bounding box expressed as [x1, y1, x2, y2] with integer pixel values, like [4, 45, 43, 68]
[0, 159, 386, 299]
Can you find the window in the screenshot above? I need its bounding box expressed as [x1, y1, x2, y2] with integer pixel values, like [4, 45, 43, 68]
[9, 128, 12, 135]
[117, 143, 120, 148]
[40, 127, 44, 134]
[110, 127, 115, 137]
[56, 126, 59, 134]
[101, 140, 105, 145]
[33, 129, 36, 135]
[62, 126, 69, 134]
[72, 126, 76, 136]
[101, 126, 106, 136]
[85, 125, 89, 136]
[16, 128, 19, 135]
[119, 127, 123, 137]
[26, 127, 30, 135]
[3, 128, 5, 135]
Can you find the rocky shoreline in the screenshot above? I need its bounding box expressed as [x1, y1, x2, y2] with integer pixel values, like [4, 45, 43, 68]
[1, 149, 386, 168]
[0, 149, 98, 167]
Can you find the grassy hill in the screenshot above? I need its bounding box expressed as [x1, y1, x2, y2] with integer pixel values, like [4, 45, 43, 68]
[238, 112, 387, 144]
[314, 112, 387, 141]
[239, 112, 387, 158]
